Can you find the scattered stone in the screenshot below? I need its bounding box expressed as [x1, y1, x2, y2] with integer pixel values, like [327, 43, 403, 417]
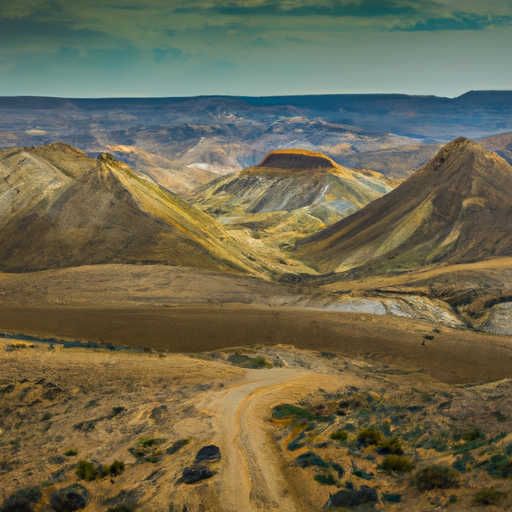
[50, 484, 88, 512]
[323, 485, 378, 509]
[195, 445, 221, 463]
[179, 465, 214, 484]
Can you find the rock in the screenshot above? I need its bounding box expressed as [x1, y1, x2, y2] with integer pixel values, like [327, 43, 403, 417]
[323, 485, 378, 509]
[1, 384, 15, 394]
[150, 405, 167, 421]
[50, 484, 88, 512]
[179, 465, 214, 484]
[195, 445, 221, 463]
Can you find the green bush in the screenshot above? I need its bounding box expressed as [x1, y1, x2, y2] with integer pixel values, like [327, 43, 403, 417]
[138, 438, 157, 447]
[64, 448, 78, 456]
[472, 487, 508, 506]
[314, 473, 337, 486]
[463, 427, 485, 442]
[357, 428, 383, 447]
[382, 455, 413, 473]
[110, 460, 125, 477]
[414, 465, 460, 491]
[76, 460, 97, 482]
[97, 464, 111, 478]
[76, 460, 121, 480]
[377, 436, 404, 455]
[330, 430, 349, 442]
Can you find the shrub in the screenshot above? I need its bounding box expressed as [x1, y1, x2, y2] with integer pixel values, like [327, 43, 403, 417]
[291, 452, 328, 468]
[50, 484, 87, 512]
[382, 455, 413, 473]
[0, 487, 42, 512]
[420, 436, 448, 452]
[109, 460, 125, 477]
[357, 428, 383, 447]
[97, 464, 111, 478]
[166, 438, 190, 455]
[331, 462, 345, 478]
[314, 473, 337, 485]
[463, 427, 485, 442]
[64, 448, 78, 456]
[138, 438, 157, 447]
[414, 465, 460, 491]
[75, 461, 97, 482]
[472, 487, 508, 506]
[330, 430, 348, 442]
[377, 436, 403, 455]
[486, 453, 512, 478]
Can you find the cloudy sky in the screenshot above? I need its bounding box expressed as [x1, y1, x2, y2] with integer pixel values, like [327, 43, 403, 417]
[1, 0, 511, 97]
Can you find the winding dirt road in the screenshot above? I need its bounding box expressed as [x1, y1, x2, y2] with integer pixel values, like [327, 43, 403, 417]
[198, 368, 361, 512]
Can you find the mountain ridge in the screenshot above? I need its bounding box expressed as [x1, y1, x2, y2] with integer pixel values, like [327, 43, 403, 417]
[0, 143, 272, 276]
[295, 138, 512, 275]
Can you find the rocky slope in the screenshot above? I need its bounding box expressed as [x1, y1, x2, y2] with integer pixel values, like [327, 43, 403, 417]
[0, 143, 270, 275]
[480, 132, 512, 165]
[189, 149, 395, 249]
[295, 138, 512, 275]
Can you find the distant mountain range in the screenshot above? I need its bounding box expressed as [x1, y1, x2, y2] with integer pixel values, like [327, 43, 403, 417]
[1, 92, 512, 196]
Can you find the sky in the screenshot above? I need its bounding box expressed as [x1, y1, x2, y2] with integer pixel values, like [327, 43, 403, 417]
[1, 0, 512, 98]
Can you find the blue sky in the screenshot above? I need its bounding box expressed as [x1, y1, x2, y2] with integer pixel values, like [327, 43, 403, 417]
[1, 0, 511, 97]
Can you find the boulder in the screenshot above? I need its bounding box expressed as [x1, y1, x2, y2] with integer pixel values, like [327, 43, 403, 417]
[179, 465, 214, 484]
[323, 485, 378, 509]
[195, 445, 221, 463]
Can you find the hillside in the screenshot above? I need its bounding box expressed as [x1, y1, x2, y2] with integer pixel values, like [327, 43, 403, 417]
[295, 138, 512, 274]
[480, 132, 512, 165]
[189, 149, 395, 249]
[0, 143, 271, 275]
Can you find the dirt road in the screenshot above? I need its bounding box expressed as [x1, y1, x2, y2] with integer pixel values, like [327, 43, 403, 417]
[198, 369, 360, 512]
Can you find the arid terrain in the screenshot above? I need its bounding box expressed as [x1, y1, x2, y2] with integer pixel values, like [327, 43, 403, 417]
[3, 94, 512, 511]
[3, 338, 512, 512]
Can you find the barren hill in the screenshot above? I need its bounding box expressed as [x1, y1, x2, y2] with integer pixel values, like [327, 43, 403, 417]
[189, 149, 395, 250]
[0, 143, 268, 275]
[295, 138, 512, 274]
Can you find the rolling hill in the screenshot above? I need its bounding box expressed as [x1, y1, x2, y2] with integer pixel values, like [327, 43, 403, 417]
[0, 143, 271, 275]
[189, 149, 395, 249]
[295, 138, 512, 275]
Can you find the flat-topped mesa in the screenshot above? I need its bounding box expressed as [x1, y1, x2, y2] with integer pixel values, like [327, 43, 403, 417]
[256, 149, 337, 171]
